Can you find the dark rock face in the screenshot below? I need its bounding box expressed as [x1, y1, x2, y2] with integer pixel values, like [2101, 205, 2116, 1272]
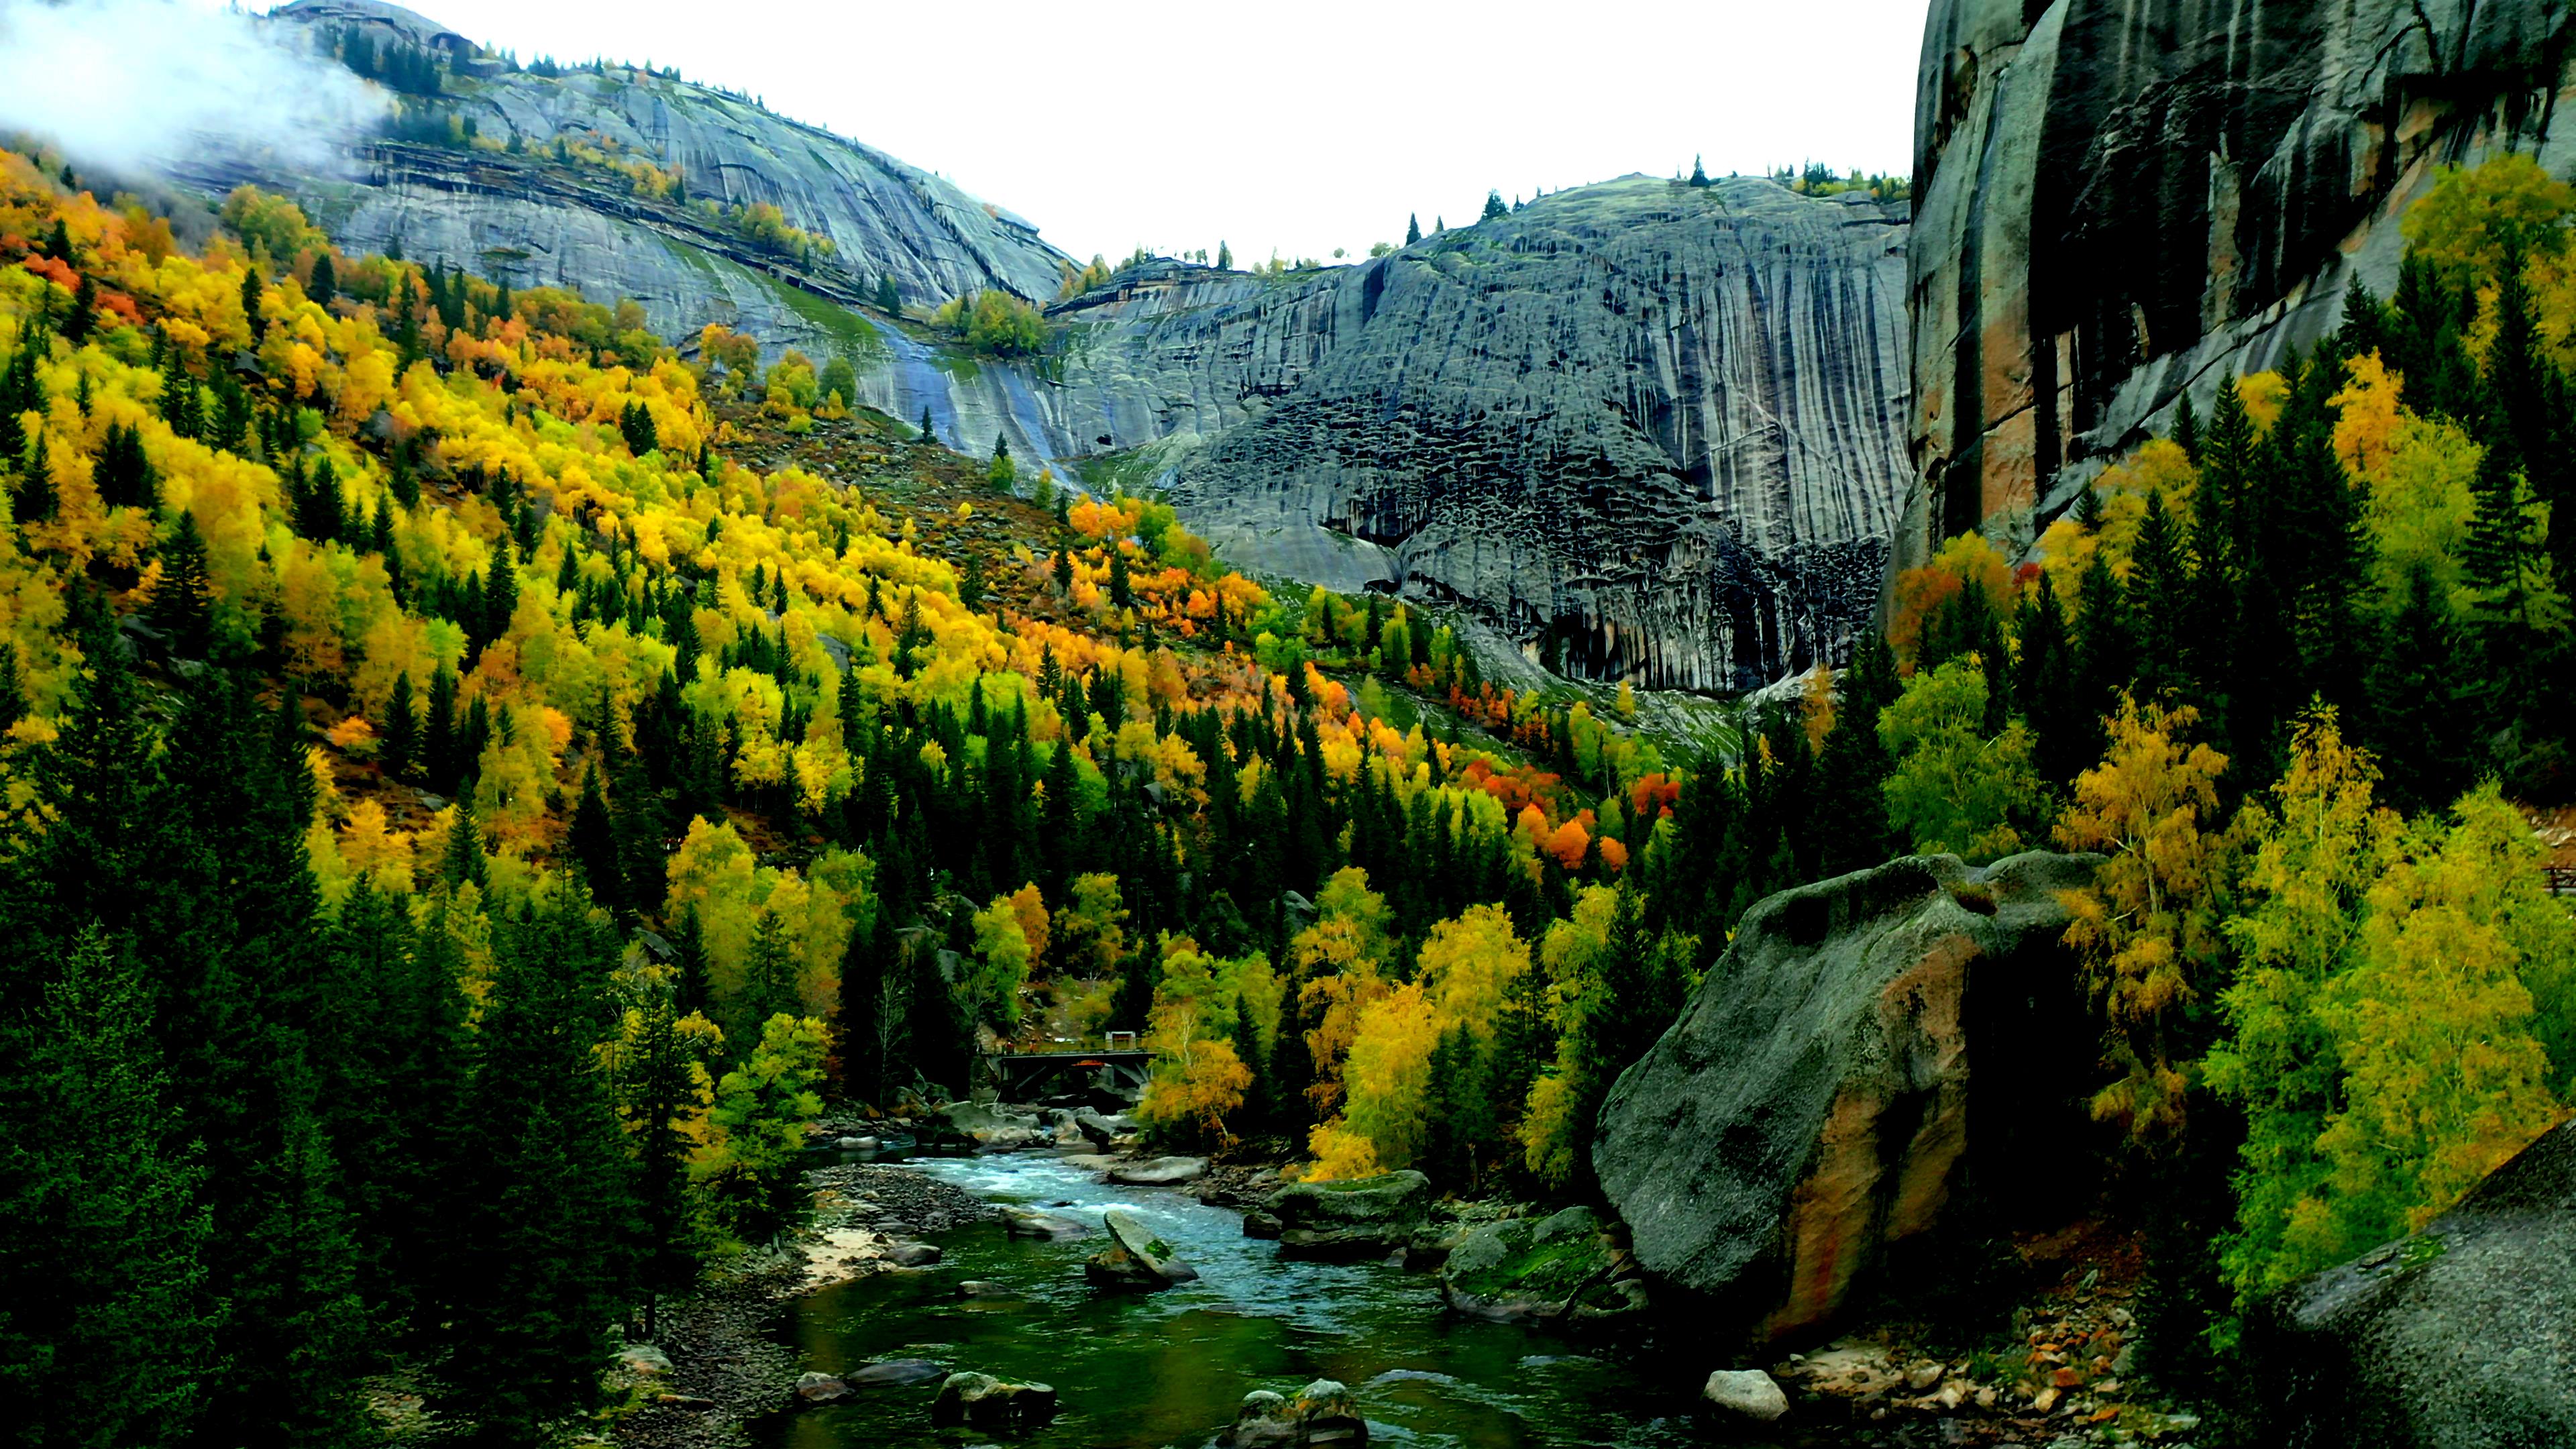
[2249, 1119, 2576, 1448]
[1909, 0, 2574, 565]
[1593, 852, 2100, 1346]
[1049, 179, 1913, 690]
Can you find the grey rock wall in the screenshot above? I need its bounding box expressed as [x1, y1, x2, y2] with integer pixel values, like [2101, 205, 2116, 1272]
[1909, 0, 2576, 568]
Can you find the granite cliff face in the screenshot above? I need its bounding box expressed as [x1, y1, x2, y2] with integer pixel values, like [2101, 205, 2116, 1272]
[184, 3, 1916, 691]
[1047, 179, 1913, 692]
[1909, 0, 2576, 565]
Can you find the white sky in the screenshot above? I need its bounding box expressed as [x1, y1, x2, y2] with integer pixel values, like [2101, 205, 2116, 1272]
[296, 0, 1927, 266]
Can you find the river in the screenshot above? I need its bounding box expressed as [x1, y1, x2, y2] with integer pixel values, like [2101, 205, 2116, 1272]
[755, 1152, 1725, 1449]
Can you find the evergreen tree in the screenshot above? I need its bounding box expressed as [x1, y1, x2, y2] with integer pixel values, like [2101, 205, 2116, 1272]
[1481, 190, 1508, 222]
[1216, 241, 1233, 270]
[309, 253, 337, 309]
[382, 671, 418, 780]
[670, 905, 712, 1020]
[423, 664, 460, 793]
[918, 406, 935, 444]
[875, 274, 900, 313]
[621, 981, 702, 1339]
[1405, 214, 1421, 247]
[0, 928, 216, 1448]
[2170, 390, 2200, 462]
[1108, 545, 1133, 610]
[2367, 564, 2468, 816]
[569, 761, 621, 910]
[1688, 155, 1710, 187]
[152, 508, 214, 656]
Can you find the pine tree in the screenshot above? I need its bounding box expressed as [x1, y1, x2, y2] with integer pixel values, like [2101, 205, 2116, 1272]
[570, 761, 621, 910]
[151, 508, 214, 656]
[1481, 190, 1508, 223]
[309, 252, 337, 309]
[423, 663, 460, 793]
[0, 928, 216, 1448]
[2367, 563, 2467, 815]
[623, 981, 702, 1338]
[1108, 545, 1133, 610]
[1405, 214, 1421, 247]
[670, 905, 712, 1019]
[1216, 240, 1233, 270]
[1688, 155, 1710, 187]
[441, 792, 488, 892]
[918, 406, 935, 445]
[2171, 390, 2200, 462]
[382, 670, 418, 780]
[875, 274, 900, 313]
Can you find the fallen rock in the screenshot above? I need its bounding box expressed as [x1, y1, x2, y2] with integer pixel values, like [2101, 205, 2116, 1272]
[843, 1358, 945, 1387]
[1222, 1379, 1368, 1446]
[1000, 1205, 1088, 1240]
[1702, 1369, 1788, 1422]
[1085, 1208, 1199, 1290]
[1263, 1171, 1431, 1260]
[1595, 852, 2100, 1344]
[1438, 1207, 1642, 1324]
[931, 1371, 1059, 1431]
[1109, 1155, 1210, 1186]
[794, 1371, 849, 1405]
[2248, 1116, 2576, 1446]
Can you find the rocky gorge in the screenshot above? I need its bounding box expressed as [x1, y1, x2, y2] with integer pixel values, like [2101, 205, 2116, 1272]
[190, 1, 1915, 690]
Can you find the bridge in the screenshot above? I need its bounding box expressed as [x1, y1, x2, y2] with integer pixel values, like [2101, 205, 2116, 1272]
[983, 1034, 1152, 1102]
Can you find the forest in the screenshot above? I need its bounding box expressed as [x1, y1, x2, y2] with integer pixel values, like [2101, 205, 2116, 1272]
[0, 140, 2572, 1446]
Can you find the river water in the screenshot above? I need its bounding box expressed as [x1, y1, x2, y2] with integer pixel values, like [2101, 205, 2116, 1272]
[757, 1152, 1729, 1449]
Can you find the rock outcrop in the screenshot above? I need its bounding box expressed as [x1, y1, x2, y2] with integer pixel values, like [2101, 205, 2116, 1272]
[2247, 1118, 2576, 1447]
[1438, 1206, 1646, 1325]
[931, 1371, 1059, 1432]
[1085, 1208, 1197, 1291]
[1258, 1171, 1432, 1259]
[1909, 0, 2576, 566]
[1594, 852, 2101, 1346]
[1222, 1381, 1367, 1447]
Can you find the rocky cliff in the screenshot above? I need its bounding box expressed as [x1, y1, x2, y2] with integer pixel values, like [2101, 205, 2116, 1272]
[1047, 179, 1913, 692]
[1908, 0, 2576, 565]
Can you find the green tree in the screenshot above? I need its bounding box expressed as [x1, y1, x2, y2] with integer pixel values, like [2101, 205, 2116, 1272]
[701, 1013, 828, 1243]
[1877, 658, 2049, 862]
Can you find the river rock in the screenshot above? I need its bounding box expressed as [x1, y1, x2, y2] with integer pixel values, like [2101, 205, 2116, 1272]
[1000, 1205, 1087, 1240]
[834, 1134, 881, 1152]
[931, 1371, 1059, 1432]
[794, 1371, 849, 1405]
[2245, 1118, 2576, 1446]
[1263, 1171, 1432, 1260]
[1086, 1208, 1199, 1290]
[955, 1280, 1015, 1299]
[1595, 851, 2101, 1345]
[1702, 1369, 1789, 1422]
[843, 1358, 946, 1387]
[1108, 1155, 1209, 1186]
[1906, 0, 2576, 574]
[1438, 1207, 1643, 1325]
[1074, 1111, 1124, 1148]
[880, 1241, 942, 1267]
[1223, 1379, 1368, 1446]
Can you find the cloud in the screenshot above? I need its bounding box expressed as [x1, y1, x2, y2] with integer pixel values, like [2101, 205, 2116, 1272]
[0, 0, 388, 179]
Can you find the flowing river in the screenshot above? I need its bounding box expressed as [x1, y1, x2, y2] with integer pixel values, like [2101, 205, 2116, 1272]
[755, 1152, 1721, 1449]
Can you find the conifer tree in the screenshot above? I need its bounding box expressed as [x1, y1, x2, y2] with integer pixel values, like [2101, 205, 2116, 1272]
[1481, 190, 1508, 222]
[152, 508, 214, 656]
[382, 670, 417, 780]
[570, 761, 621, 910]
[918, 406, 935, 444]
[1405, 214, 1421, 247]
[423, 663, 459, 792]
[309, 252, 337, 308]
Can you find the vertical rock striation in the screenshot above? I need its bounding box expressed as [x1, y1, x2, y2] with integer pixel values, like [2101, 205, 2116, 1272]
[1046, 178, 1913, 692]
[1908, 0, 2576, 568]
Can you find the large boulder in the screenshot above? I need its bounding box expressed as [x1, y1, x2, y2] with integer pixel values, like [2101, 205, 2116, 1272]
[2248, 1118, 2576, 1447]
[1221, 1379, 1368, 1447]
[1108, 1155, 1208, 1186]
[1438, 1207, 1646, 1325]
[1701, 1369, 1789, 1423]
[931, 1372, 1059, 1431]
[1000, 1205, 1087, 1240]
[1595, 852, 2100, 1345]
[1085, 1208, 1199, 1291]
[1262, 1171, 1432, 1260]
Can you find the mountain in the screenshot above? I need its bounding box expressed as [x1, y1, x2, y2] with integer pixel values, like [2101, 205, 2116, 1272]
[184, 5, 1914, 692]
[1904, 0, 2574, 570]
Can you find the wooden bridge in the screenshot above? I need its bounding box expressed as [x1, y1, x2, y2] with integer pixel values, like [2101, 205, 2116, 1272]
[983, 1034, 1152, 1102]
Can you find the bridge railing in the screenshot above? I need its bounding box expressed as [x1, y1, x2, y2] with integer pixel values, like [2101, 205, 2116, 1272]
[988, 1030, 1143, 1057]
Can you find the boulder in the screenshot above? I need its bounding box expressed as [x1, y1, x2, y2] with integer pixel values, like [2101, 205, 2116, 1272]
[1438, 1207, 1644, 1324]
[833, 1134, 881, 1152]
[2247, 1118, 2576, 1447]
[843, 1358, 945, 1387]
[1263, 1171, 1432, 1260]
[931, 1371, 1059, 1432]
[1108, 1155, 1209, 1186]
[794, 1371, 849, 1404]
[1222, 1379, 1368, 1446]
[1701, 1369, 1788, 1423]
[1595, 852, 2101, 1345]
[879, 1241, 942, 1267]
[1074, 1111, 1123, 1148]
[616, 1344, 673, 1377]
[1000, 1205, 1087, 1240]
[1085, 1208, 1199, 1291]
[955, 1279, 1014, 1299]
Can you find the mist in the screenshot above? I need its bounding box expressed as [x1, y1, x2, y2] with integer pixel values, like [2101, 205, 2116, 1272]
[0, 0, 386, 180]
